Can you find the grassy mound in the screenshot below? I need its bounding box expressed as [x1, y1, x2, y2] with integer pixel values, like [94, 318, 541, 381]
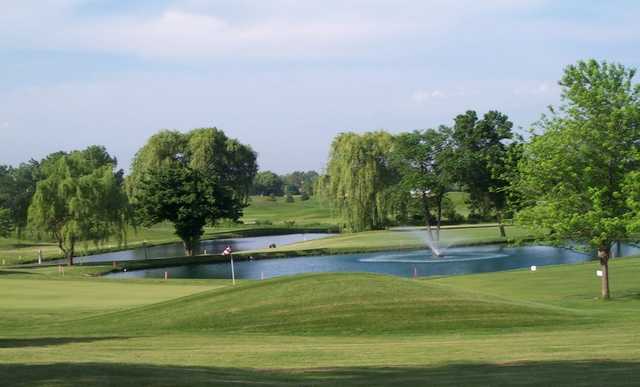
[66, 273, 579, 336]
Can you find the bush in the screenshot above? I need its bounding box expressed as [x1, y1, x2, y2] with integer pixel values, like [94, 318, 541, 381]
[283, 220, 296, 227]
[285, 193, 294, 203]
[300, 192, 310, 201]
[255, 219, 273, 225]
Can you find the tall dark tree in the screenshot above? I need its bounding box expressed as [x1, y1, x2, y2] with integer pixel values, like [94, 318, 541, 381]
[449, 110, 515, 230]
[0, 161, 40, 237]
[129, 128, 257, 255]
[136, 165, 210, 256]
[0, 208, 12, 238]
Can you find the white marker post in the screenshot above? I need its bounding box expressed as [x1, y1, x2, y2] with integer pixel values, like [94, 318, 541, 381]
[596, 270, 603, 277]
[223, 246, 235, 285]
[230, 254, 236, 285]
[38, 249, 42, 265]
[530, 265, 537, 271]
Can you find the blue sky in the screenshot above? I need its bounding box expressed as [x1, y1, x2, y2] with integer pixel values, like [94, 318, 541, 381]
[1, 0, 639, 173]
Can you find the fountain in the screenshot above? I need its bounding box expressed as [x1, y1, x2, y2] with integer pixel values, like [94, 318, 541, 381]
[425, 232, 443, 257]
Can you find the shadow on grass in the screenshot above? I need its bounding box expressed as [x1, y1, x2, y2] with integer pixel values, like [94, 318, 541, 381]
[0, 337, 128, 349]
[1, 361, 640, 386]
[0, 270, 35, 276]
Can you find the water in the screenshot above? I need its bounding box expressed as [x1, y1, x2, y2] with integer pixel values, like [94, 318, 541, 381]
[106, 243, 640, 280]
[65, 233, 332, 264]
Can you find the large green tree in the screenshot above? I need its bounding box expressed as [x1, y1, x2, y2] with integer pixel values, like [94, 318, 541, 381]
[514, 60, 640, 299]
[392, 128, 452, 247]
[129, 128, 257, 255]
[28, 146, 129, 265]
[320, 131, 398, 232]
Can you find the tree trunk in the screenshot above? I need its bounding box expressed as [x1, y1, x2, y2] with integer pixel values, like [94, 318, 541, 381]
[184, 242, 193, 257]
[183, 239, 197, 256]
[597, 246, 611, 300]
[436, 194, 443, 242]
[421, 191, 435, 242]
[497, 212, 506, 237]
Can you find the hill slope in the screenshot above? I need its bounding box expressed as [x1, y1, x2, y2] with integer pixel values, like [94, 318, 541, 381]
[64, 273, 580, 336]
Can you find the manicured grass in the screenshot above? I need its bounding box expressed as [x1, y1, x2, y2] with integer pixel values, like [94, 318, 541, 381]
[242, 195, 336, 226]
[1, 256, 640, 385]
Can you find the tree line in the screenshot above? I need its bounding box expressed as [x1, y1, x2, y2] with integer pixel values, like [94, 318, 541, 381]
[252, 170, 319, 200]
[319, 110, 517, 240]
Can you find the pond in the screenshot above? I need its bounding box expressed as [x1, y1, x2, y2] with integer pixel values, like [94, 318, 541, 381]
[106, 242, 640, 280]
[67, 233, 333, 264]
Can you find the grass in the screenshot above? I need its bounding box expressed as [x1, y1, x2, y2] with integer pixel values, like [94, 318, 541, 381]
[1, 255, 640, 385]
[242, 195, 337, 226]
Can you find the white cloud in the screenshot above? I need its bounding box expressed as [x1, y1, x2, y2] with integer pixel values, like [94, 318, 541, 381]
[412, 89, 445, 104]
[0, 0, 550, 59]
[513, 81, 561, 96]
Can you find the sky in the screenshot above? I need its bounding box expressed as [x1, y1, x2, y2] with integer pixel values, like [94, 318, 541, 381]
[1, 1, 639, 173]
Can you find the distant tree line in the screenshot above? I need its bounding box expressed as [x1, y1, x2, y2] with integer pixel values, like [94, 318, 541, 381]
[252, 170, 319, 200]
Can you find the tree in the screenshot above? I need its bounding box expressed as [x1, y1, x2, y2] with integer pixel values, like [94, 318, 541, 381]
[0, 208, 13, 238]
[129, 128, 257, 255]
[135, 165, 209, 256]
[449, 110, 515, 226]
[513, 60, 640, 299]
[320, 131, 397, 232]
[0, 161, 40, 237]
[283, 171, 319, 195]
[28, 146, 129, 265]
[253, 171, 284, 196]
[392, 128, 452, 246]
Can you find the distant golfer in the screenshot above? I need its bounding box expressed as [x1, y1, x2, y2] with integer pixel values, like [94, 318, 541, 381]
[222, 246, 232, 256]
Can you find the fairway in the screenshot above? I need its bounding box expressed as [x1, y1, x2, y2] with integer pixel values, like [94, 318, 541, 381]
[1, 257, 640, 386]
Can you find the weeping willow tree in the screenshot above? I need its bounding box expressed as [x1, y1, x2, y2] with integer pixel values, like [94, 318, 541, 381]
[320, 131, 398, 232]
[28, 146, 129, 265]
